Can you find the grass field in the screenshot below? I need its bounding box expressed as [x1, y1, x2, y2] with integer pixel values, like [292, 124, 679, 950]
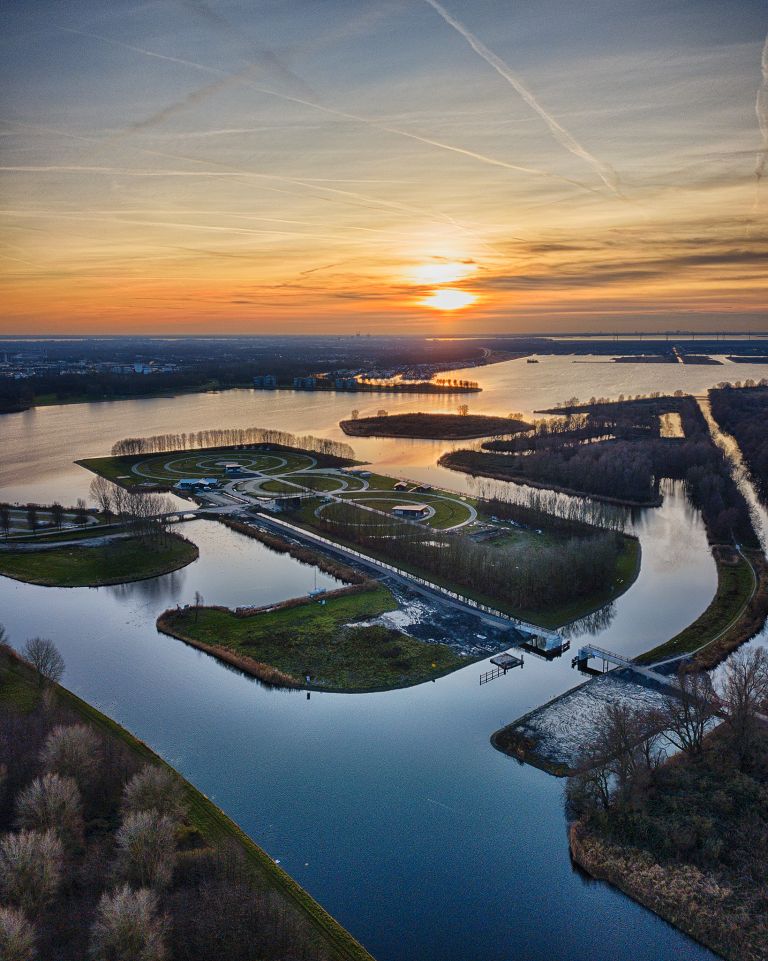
[0, 649, 375, 961]
[158, 585, 463, 691]
[0, 532, 199, 586]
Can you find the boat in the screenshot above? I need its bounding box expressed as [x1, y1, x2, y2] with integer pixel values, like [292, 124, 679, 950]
[526, 357, 539, 364]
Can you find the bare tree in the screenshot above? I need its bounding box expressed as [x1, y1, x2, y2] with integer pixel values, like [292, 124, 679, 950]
[113, 811, 176, 890]
[25, 506, 38, 533]
[0, 906, 36, 961]
[75, 498, 89, 527]
[0, 505, 10, 538]
[89, 885, 167, 961]
[40, 724, 99, 789]
[15, 774, 84, 851]
[193, 591, 204, 623]
[121, 765, 185, 824]
[659, 668, 715, 756]
[717, 648, 768, 772]
[0, 829, 63, 918]
[89, 476, 115, 517]
[50, 502, 64, 529]
[21, 639, 64, 688]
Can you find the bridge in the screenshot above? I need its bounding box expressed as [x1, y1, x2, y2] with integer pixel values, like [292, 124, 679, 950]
[572, 644, 680, 690]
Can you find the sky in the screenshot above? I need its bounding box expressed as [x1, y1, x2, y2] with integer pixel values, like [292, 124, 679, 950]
[1, 0, 766, 335]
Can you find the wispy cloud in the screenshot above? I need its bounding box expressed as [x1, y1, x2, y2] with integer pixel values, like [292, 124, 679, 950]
[755, 32, 768, 187]
[422, 0, 624, 198]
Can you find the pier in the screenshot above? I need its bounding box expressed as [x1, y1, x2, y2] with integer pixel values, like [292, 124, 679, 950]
[480, 651, 524, 684]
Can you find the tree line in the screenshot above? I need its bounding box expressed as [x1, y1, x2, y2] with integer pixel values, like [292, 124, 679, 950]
[710, 385, 768, 506]
[111, 427, 354, 461]
[0, 629, 339, 961]
[442, 397, 759, 547]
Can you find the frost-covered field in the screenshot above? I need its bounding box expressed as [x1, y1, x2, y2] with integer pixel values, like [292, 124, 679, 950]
[512, 672, 673, 769]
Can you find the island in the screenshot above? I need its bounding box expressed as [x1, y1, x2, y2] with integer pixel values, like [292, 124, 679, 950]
[339, 412, 531, 439]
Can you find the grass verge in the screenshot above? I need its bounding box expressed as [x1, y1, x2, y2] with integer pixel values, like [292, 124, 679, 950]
[0, 532, 199, 586]
[636, 547, 768, 667]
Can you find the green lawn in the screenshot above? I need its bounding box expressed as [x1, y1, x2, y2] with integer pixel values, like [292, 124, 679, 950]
[159, 585, 463, 691]
[0, 532, 198, 586]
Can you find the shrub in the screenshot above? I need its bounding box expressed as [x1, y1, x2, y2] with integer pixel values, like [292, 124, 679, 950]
[113, 811, 176, 890]
[0, 906, 36, 961]
[15, 773, 83, 851]
[121, 765, 185, 823]
[40, 724, 100, 788]
[0, 829, 63, 917]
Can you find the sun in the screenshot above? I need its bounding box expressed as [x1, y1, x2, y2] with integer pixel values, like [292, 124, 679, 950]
[421, 288, 477, 311]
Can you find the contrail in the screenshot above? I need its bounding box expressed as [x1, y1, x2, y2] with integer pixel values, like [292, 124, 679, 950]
[55, 25, 597, 196]
[422, 0, 624, 197]
[755, 32, 768, 187]
[107, 67, 258, 142]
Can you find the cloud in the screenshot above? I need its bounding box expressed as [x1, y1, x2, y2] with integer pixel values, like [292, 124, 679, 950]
[755, 32, 768, 184]
[422, 0, 624, 198]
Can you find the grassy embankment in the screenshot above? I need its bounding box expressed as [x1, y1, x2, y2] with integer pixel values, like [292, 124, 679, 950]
[636, 547, 768, 669]
[157, 584, 463, 692]
[340, 412, 531, 439]
[0, 647, 376, 961]
[0, 531, 199, 586]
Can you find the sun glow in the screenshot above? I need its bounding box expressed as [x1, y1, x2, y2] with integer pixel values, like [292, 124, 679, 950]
[421, 288, 477, 311]
[408, 261, 477, 285]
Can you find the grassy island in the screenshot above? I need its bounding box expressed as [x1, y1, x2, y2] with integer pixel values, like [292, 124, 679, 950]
[339, 412, 531, 439]
[0, 643, 375, 961]
[0, 531, 198, 587]
[157, 584, 463, 692]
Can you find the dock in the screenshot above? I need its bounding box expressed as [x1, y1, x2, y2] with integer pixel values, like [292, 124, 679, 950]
[480, 651, 524, 685]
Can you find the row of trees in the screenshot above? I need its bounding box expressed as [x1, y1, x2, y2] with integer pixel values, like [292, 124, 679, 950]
[0, 631, 334, 961]
[111, 428, 354, 461]
[311, 501, 624, 612]
[0, 501, 91, 538]
[710, 385, 768, 506]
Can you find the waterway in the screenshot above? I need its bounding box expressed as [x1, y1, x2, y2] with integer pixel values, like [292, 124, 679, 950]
[2, 355, 766, 960]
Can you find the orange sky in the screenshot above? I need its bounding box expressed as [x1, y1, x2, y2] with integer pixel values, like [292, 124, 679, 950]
[1, 1, 767, 333]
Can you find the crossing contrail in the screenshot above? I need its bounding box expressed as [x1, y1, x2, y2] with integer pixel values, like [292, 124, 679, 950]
[55, 24, 597, 196]
[422, 0, 624, 198]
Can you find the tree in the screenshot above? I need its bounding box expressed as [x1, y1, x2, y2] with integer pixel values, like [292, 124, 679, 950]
[15, 774, 84, 852]
[193, 591, 204, 623]
[0, 505, 10, 538]
[717, 647, 768, 772]
[113, 811, 176, 890]
[659, 668, 715, 756]
[377, 409, 388, 417]
[89, 476, 115, 516]
[21, 639, 64, 688]
[350, 409, 359, 420]
[25, 506, 38, 533]
[89, 885, 167, 961]
[121, 765, 185, 823]
[0, 829, 63, 918]
[0, 906, 36, 961]
[457, 404, 469, 416]
[50, 502, 64, 529]
[40, 724, 99, 789]
[75, 498, 89, 527]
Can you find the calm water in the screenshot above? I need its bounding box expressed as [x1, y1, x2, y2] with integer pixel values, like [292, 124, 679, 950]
[3, 355, 764, 960]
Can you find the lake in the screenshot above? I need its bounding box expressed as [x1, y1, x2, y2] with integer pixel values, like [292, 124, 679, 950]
[2, 354, 766, 960]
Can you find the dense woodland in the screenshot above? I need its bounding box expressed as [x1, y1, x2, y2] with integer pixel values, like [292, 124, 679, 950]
[710, 385, 768, 505]
[568, 650, 768, 961]
[306, 501, 626, 613]
[441, 397, 758, 547]
[0, 639, 343, 961]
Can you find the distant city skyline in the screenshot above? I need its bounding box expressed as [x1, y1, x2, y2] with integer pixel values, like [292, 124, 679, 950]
[1, 0, 767, 334]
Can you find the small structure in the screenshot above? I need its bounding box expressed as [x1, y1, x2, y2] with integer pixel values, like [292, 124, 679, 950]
[222, 463, 245, 475]
[393, 481, 409, 491]
[253, 374, 278, 388]
[392, 504, 429, 518]
[175, 477, 218, 491]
